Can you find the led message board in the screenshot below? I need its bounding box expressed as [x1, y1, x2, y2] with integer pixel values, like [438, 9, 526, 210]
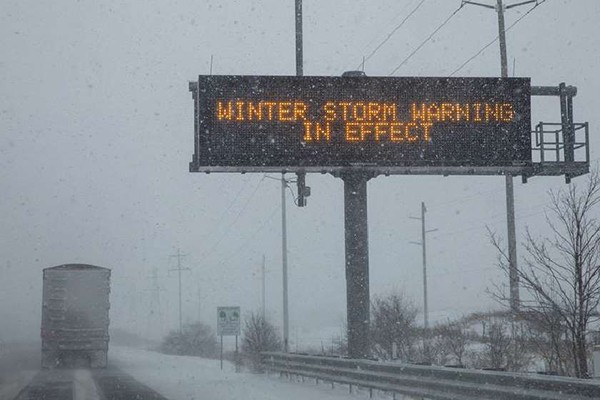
[190, 75, 531, 173]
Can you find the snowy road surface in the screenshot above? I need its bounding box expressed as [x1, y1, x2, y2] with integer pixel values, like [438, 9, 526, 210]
[0, 343, 167, 400]
[1, 344, 406, 399]
[0, 344, 38, 400]
[110, 346, 395, 400]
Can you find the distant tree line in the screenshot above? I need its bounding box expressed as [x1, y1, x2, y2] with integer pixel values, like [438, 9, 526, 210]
[159, 313, 282, 372]
[160, 322, 218, 358]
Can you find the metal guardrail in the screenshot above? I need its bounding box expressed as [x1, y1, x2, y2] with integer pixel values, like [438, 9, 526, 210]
[261, 352, 600, 400]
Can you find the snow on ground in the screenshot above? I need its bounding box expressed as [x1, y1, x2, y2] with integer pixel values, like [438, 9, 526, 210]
[110, 346, 395, 400]
[0, 343, 39, 400]
[0, 370, 36, 400]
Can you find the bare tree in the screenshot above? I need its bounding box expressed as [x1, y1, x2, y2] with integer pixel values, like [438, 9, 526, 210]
[432, 319, 472, 366]
[463, 313, 531, 371]
[484, 321, 512, 370]
[330, 319, 348, 356]
[160, 321, 218, 358]
[484, 320, 531, 371]
[370, 293, 418, 361]
[242, 312, 281, 371]
[490, 171, 600, 378]
[524, 309, 574, 375]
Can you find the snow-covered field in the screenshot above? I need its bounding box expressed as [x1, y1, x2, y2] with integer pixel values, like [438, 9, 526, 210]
[110, 346, 395, 400]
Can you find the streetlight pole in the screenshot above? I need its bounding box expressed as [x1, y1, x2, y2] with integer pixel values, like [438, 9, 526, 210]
[264, 173, 294, 352]
[281, 175, 289, 352]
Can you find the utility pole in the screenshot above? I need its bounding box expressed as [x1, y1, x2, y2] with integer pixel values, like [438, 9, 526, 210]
[148, 269, 163, 316]
[278, 0, 303, 354]
[410, 202, 438, 363]
[496, 0, 518, 314]
[496, 0, 508, 76]
[410, 202, 438, 331]
[169, 248, 190, 333]
[463, 0, 536, 312]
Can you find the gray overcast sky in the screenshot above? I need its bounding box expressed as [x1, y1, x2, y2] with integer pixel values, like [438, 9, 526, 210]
[1, 0, 599, 345]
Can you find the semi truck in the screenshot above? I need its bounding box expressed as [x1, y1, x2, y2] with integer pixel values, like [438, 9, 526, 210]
[41, 264, 111, 368]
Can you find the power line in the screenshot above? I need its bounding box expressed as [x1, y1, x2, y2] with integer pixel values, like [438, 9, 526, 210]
[265, 173, 303, 205]
[449, 0, 547, 76]
[428, 208, 547, 242]
[215, 205, 280, 267]
[389, 3, 465, 75]
[201, 177, 251, 240]
[426, 187, 506, 211]
[358, 0, 420, 54]
[197, 176, 266, 261]
[356, 0, 427, 70]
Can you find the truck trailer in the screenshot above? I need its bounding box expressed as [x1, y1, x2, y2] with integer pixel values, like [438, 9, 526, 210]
[41, 264, 111, 368]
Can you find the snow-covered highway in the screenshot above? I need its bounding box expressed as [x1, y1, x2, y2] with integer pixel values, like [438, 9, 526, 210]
[0, 344, 399, 399]
[110, 346, 384, 400]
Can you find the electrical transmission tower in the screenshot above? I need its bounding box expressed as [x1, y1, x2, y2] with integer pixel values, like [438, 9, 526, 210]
[169, 248, 190, 333]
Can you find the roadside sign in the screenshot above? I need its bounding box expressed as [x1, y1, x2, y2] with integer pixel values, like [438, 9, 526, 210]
[217, 306, 241, 336]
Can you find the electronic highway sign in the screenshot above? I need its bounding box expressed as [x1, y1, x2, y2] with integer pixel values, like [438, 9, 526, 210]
[189, 75, 531, 173]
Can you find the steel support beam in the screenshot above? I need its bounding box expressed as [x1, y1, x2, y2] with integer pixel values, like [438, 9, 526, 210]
[342, 172, 371, 359]
[531, 85, 577, 97]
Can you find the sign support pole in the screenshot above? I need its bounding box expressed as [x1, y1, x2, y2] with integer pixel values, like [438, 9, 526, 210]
[220, 334, 223, 370]
[341, 172, 372, 359]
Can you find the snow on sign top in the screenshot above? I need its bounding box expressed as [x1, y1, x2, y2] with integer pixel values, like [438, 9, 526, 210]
[189, 75, 531, 173]
[217, 306, 241, 336]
